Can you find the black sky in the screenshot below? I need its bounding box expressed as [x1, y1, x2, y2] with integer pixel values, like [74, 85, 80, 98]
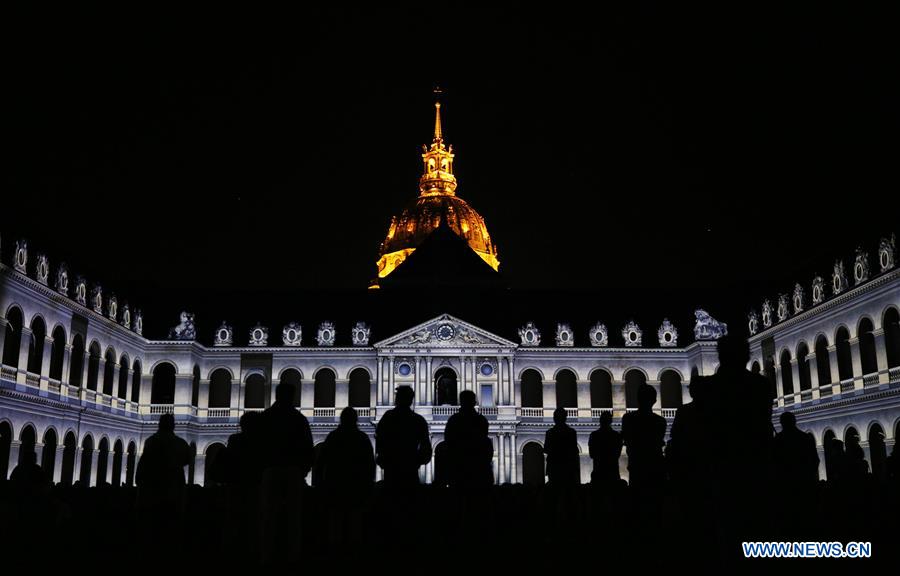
[3, 3, 898, 339]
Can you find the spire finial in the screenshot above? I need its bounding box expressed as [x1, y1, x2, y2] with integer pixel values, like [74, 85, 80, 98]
[433, 85, 443, 143]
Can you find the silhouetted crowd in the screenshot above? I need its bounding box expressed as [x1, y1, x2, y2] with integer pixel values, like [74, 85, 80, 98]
[1, 335, 898, 571]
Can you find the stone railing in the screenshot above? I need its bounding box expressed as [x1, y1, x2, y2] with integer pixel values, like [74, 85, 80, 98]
[891, 367, 900, 384]
[863, 373, 880, 387]
[590, 408, 612, 419]
[313, 407, 336, 418]
[840, 378, 855, 393]
[149, 404, 174, 415]
[0, 365, 16, 381]
[355, 407, 373, 418]
[207, 408, 231, 418]
[661, 408, 678, 418]
[520, 407, 543, 418]
[49, 379, 60, 393]
[432, 406, 459, 417]
[25, 372, 40, 387]
[479, 406, 499, 417]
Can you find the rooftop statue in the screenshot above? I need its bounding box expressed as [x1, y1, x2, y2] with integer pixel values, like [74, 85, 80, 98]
[168, 311, 196, 341]
[693, 309, 727, 341]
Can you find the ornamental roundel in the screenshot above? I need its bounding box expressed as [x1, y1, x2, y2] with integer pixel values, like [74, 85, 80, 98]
[36, 254, 49, 285]
[555, 323, 574, 347]
[214, 322, 233, 346]
[14, 239, 28, 273]
[792, 283, 804, 314]
[853, 248, 869, 285]
[436, 323, 456, 342]
[811, 276, 824, 305]
[589, 322, 608, 347]
[249, 323, 268, 346]
[518, 322, 541, 346]
[832, 260, 847, 295]
[776, 294, 789, 322]
[480, 362, 494, 376]
[657, 318, 678, 347]
[761, 299, 773, 328]
[351, 322, 371, 346]
[748, 310, 759, 336]
[878, 235, 896, 272]
[121, 305, 131, 329]
[317, 322, 336, 346]
[622, 320, 642, 347]
[55, 264, 69, 296]
[282, 322, 303, 346]
[75, 277, 87, 306]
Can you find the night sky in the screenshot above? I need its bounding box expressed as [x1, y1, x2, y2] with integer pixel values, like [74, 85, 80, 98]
[3, 3, 898, 339]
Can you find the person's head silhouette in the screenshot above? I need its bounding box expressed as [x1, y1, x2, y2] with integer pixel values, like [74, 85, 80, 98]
[637, 384, 656, 412]
[553, 407, 568, 425]
[459, 390, 477, 410]
[275, 381, 296, 405]
[241, 410, 263, 433]
[716, 333, 750, 371]
[599, 410, 613, 428]
[158, 413, 175, 433]
[395, 385, 414, 408]
[779, 411, 797, 431]
[340, 406, 358, 428]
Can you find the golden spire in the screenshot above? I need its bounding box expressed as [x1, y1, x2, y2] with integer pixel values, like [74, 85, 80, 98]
[419, 89, 456, 196]
[434, 101, 443, 144]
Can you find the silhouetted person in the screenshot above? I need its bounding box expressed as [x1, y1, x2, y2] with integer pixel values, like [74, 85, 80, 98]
[319, 407, 376, 550]
[136, 413, 191, 556]
[544, 407, 580, 486]
[773, 412, 819, 489]
[827, 438, 847, 485]
[444, 390, 493, 489]
[225, 411, 265, 565]
[845, 432, 869, 484]
[260, 382, 313, 566]
[588, 411, 622, 485]
[10, 450, 49, 490]
[8, 451, 52, 558]
[375, 385, 432, 486]
[621, 384, 666, 491]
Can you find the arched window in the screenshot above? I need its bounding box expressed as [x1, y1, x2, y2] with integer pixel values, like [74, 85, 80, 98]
[96, 437, 109, 486]
[434, 367, 458, 406]
[49, 327, 66, 381]
[884, 308, 900, 369]
[209, 368, 232, 408]
[835, 327, 853, 381]
[61, 432, 77, 486]
[125, 441, 137, 486]
[112, 439, 124, 487]
[555, 369, 577, 408]
[79, 436, 94, 485]
[780, 350, 794, 397]
[151, 362, 176, 404]
[815, 335, 832, 394]
[27, 316, 46, 374]
[2, 306, 24, 368]
[313, 369, 336, 408]
[522, 442, 545, 486]
[349, 368, 371, 407]
[191, 365, 200, 407]
[520, 369, 542, 408]
[245, 374, 267, 409]
[590, 370, 612, 409]
[868, 423, 887, 481]
[102, 348, 116, 395]
[18, 424, 36, 468]
[797, 343, 811, 392]
[624, 369, 647, 409]
[204, 442, 227, 487]
[86, 341, 101, 391]
[131, 360, 142, 403]
[117, 355, 129, 399]
[279, 368, 302, 407]
[858, 318, 878, 376]
[69, 334, 85, 388]
[41, 428, 57, 478]
[0, 421, 11, 480]
[660, 370, 683, 408]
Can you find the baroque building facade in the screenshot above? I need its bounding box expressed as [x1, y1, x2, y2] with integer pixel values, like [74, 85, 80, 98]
[1, 101, 898, 488]
[1, 235, 898, 487]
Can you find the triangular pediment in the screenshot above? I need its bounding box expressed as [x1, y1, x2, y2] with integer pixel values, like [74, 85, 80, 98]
[373, 313, 517, 348]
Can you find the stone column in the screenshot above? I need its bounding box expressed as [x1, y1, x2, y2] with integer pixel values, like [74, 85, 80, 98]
[16, 326, 32, 384]
[576, 379, 590, 417]
[458, 356, 466, 392]
[414, 356, 421, 402]
[90, 450, 99, 487]
[510, 357, 517, 407]
[649, 379, 661, 409]
[194, 453, 206, 487]
[375, 357, 383, 407]
[232, 378, 244, 411]
[774, 362, 785, 406]
[426, 356, 433, 405]
[0, 318, 7, 365]
[61, 344, 72, 389]
[336, 377, 349, 409]
[808, 353, 821, 399]
[388, 356, 395, 404]
[848, 338, 863, 391]
[198, 378, 211, 409]
[82, 351, 92, 392]
[510, 433, 518, 484]
[826, 345, 839, 387]
[497, 433, 506, 484]
[40, 335, 53, 390]
[174, 373, 193, 413]
[6, 441, 20, 479]
[472, 355, 479, 402]
[124, 369, 134, 405]
[790, 359, 800, 402]
[53, 446, 65, 484]
[542, 374, 556, 413]
[96, 357, 107, 395]
[612, 378, 626, 412]
[495, 355, 504, 405]
[873, 329, 889, 384]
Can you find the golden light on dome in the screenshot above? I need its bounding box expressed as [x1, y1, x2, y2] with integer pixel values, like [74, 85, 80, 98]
[374, 97, 500, 281]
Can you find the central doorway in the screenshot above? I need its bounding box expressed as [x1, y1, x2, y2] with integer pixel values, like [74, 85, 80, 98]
[434, 367, 458, 405]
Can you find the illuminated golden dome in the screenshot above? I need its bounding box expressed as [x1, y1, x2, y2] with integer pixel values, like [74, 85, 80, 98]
[375, 100, 500, 280]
